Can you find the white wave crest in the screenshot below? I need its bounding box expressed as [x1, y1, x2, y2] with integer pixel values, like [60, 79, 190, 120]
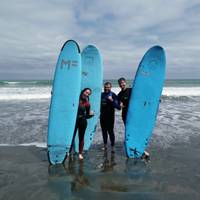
[0, 142, 47, 148]
[162, 87, 200, 96]
[0, 86, 200, 101]
[0, 94, 50, 100]
[112, 87, 200, 97]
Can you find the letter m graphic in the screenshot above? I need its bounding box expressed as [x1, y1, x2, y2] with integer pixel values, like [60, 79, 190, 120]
[61, 59, 78, 69]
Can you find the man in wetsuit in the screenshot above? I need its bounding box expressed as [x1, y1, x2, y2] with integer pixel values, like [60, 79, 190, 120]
[100, 82, 120, 152]
[118, 77, 150, 159]
[117, 78, 132, 124]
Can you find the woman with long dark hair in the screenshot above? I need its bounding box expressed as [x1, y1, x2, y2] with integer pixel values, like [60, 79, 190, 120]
[70, 88, 94, 160]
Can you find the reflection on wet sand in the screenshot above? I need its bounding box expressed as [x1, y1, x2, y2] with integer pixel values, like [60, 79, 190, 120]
[46, 145, 199, 200]
[67, 157, 90, 192]
[97, 150, 116, 172]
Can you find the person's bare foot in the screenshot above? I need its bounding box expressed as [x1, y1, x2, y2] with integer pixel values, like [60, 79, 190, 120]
[79, 154, 84, 160]
[141, 151, 150, 159]
[102, 144, 107, 151]
[111, 146, 115, 153]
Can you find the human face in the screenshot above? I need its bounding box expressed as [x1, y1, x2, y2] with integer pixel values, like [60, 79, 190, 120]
[83, 89, 91, 98]
[119, 80, 126, 90]
[104, 84, 111, 93]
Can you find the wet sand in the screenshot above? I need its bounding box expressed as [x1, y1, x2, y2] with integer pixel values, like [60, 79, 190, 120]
[0, 138, 200, 200]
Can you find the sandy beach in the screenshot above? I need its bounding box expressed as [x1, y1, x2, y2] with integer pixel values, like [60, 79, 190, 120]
[0, 138, 200, 200]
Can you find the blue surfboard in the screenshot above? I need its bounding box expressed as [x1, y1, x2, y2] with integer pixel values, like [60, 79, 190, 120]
[47, 40, 81, 164]
[125, 46, 166, 158]
[74, 45, 103, 152]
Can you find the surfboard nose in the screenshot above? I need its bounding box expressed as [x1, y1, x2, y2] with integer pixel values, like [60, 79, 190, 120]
[61, 40, 81, 53]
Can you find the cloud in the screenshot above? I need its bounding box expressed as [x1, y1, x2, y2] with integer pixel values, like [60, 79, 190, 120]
[0, 0, 199, 79]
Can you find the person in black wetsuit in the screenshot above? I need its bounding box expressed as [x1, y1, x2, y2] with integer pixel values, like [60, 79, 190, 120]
[70, 88, 94, 160]
[118, 77, 150, 159]
[100, 82, 120, 152]
[117, 78, 132, 124]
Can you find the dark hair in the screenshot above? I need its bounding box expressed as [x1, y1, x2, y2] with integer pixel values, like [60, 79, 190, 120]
[81, 88, 92, 96]
[118, 77, 126, 84]
[80, 88, 92, 102]
[104, 82, 112, 87]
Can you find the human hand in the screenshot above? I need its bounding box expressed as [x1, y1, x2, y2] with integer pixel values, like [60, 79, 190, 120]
[120, 102, 124, 108]
[90, 111, 95, 116]
[108, 96, 113, 102]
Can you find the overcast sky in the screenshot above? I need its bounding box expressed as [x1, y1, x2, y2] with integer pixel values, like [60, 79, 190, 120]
[0, 0, 200, 80]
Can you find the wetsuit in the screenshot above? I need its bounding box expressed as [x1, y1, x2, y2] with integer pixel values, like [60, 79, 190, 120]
[118, 88, 132, 124]
[100, 91, 120, 147]
[70, 98, 92, 154]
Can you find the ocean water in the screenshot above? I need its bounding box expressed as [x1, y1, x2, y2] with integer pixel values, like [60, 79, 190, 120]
[0, 79, 200, 199]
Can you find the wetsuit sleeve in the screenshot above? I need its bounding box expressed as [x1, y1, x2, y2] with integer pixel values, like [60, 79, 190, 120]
[117, 91, 123, 105]
[85, 103, 93, 119]
[117, 91, 121, 101]
[112, 93, 121, 110]
[100, 93, 103, 111]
